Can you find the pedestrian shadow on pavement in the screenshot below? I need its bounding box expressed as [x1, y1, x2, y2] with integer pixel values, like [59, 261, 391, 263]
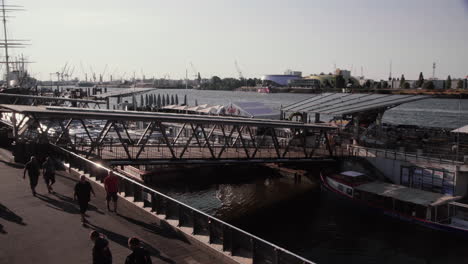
[36, 194, 81, 214]
[0, 203, 26, 226]
[118, 213, 190, 244]
[53, 192, 105, 215]
[88, 223, 175, 264]
[0, 223, 6, 234]
[35, 193, 105, 215]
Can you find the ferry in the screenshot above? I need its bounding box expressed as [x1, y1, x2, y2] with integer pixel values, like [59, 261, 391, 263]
[320, 170, 468, 237]
[257, 87, 270, 93]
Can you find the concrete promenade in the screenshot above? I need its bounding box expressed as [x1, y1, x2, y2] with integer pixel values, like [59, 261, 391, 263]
[0, 150, 236, 264]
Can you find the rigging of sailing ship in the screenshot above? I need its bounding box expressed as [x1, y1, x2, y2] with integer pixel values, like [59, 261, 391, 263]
[0, 0, 36, 94]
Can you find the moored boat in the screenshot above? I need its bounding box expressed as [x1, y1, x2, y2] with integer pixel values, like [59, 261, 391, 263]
[320, 170, 468, 237]
[257, 87, 270, 93]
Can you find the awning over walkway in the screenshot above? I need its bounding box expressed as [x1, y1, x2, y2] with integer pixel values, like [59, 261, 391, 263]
[282, 93, 429, 116]
[0, 104, 336, 130]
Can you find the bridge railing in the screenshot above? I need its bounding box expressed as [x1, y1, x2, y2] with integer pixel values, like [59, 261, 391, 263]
[347, 144, 465, 165]
[50, 144, 315, 264]
[64, 134, 333, 160]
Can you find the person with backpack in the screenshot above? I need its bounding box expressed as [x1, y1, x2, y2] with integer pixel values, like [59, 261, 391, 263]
[42, 156, 56, 193]
[125, 237, 152, 264]
[89, 231, 112, 264]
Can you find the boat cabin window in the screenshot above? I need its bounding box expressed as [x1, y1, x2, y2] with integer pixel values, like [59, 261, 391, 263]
[451, 204, 468, 221]
[394, 200, 426, 218]
[430, 204, 451, 223]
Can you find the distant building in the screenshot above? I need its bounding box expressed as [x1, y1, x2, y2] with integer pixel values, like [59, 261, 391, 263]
[389, 78, 468, 89]
[288, 78, 321, 88]
[302, 69, 359, 87]
[335, 69, 351, 79]
[261, 70, 302, 86]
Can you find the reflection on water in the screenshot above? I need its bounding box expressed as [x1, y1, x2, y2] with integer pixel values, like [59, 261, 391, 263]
[113, 89, 468, 128]
[151, 173, 314, 221]
[150, 162, 468, 263]
[235, 187, 468, 264]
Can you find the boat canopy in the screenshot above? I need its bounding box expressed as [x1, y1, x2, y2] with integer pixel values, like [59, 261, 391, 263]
[355, 182, 461, 207]
[341, 171, 365, 177]
[451, 124, 468, 134]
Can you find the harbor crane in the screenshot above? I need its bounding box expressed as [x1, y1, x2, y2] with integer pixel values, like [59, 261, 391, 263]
[110, 67, 118, 82]
[89, 65, 97, 83]
[79, 61, 87, 81]
[190, 62, 201, 86]
[234, 60, 244, 80]
[64, 65, 75, 81]
[59, 62, 68, 81]
[189, 62, 198, 79]
[98, 64, 108, 83]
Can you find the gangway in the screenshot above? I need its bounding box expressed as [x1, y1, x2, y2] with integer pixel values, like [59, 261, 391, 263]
[0, 104, 336, 164]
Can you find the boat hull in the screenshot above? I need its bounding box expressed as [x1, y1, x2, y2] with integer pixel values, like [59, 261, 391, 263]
[320, 173, 468, 238]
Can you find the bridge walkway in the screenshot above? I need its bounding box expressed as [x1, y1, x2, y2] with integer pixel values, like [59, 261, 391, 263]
[0, 149, 236, 264]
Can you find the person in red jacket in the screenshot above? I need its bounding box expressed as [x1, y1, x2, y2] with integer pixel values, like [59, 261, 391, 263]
[103, 171, 119, 213]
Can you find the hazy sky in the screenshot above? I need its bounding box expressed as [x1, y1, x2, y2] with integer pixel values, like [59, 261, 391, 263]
[6, 0, 468, 80]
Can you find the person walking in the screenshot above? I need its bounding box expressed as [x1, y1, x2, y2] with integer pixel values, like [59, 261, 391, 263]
[74, 175, 95, 225]
[103, 171, 119, 213]
[90, 230, 112, 264]
[23, 156, 40, 196]
[125, 237, 152, 264]
[42, 156, 56, 193]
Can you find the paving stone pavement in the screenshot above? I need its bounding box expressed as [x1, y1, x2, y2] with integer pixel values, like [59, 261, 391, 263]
[0, 158, 235, 264]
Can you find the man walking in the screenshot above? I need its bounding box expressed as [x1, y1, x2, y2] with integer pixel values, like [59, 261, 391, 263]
[23, 156, 40, 196]
[90, 230, 112, 264]
[74, 175, 95, 225]
[103, 171, 119, 213]
[125, 237, 152, 264]
[42, 156, 56, 193]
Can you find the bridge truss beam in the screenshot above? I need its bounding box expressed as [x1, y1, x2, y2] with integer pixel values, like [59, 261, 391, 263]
[0, 105, 337, 163]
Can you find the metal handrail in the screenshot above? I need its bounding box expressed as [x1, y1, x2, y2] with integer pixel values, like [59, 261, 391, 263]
[50, 143, 315, 264]
[347, 144, 464, 165]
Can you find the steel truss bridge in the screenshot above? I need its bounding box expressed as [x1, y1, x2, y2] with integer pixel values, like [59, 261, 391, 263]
[0, 104, 336, 165]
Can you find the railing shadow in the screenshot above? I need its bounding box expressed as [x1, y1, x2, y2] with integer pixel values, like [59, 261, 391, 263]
[117, 213, 190, 244]
[87, 223, 175, 264]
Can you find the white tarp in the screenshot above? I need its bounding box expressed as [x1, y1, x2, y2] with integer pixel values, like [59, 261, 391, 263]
[451, 125, 468, 134]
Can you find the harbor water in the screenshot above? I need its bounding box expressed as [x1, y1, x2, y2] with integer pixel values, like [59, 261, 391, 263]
[113, 88, 468, 128]
[114, 89, 468, 263]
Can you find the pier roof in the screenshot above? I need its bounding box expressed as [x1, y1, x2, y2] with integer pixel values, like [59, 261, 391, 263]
[355, 182, 461, 207]
[282, 93, 429, 116]
[0, 104, 336, 130]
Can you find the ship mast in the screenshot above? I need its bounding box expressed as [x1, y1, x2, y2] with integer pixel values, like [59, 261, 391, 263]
[1, 0, 10, 88]
[0, 0, 27, 89]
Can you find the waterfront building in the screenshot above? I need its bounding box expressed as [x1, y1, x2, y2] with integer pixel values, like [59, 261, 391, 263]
[302, 69, 359, 88]
[261, 70, 302, 86]
[288, 78, 321, 88]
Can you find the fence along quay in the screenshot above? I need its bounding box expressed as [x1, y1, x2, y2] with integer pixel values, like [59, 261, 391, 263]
[52, 144, 316, 264]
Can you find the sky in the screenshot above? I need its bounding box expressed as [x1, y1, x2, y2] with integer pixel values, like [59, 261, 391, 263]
[5, 0, 468, 81]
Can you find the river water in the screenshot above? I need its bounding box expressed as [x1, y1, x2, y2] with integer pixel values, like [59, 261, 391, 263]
[120, 89, 468, 263]
[116, 89, 468, 128]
